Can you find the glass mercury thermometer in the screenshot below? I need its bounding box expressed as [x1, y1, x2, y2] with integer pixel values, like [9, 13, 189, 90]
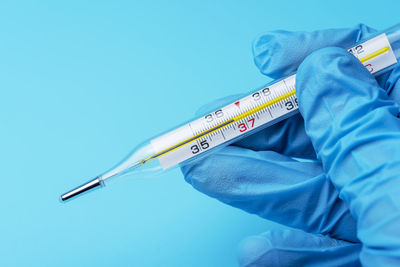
[61, 24, 400, 202]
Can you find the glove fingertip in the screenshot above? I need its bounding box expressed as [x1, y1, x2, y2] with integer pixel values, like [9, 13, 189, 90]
[238, 234, 272, 267]
[253, 30, 303, 79]
[296, 46, 371, 102]
[252, 24, 377, 80]
[355, 23, 377, 41]
[238, 229, 362, 267]
[252, 30, 286, 78]
[180, 164, 192, 183]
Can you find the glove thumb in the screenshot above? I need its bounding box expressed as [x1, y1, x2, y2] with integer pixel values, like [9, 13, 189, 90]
[296, 47, 400, 266]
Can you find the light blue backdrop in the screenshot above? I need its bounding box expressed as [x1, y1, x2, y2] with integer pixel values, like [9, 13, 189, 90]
[1, 1, 399, 266]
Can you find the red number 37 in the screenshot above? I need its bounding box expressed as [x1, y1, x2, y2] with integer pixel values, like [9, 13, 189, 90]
[238, 118, 255, 132]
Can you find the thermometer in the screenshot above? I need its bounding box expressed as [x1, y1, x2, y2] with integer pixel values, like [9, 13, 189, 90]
[61, 24, 400, 202]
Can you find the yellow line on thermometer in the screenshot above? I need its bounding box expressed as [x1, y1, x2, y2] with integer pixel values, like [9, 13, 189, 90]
[359, 46, 390, 63]
[140, 90, 296, 164]
[140, 45, 391, 165]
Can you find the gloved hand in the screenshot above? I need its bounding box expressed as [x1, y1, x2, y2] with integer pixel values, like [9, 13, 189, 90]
[297, 47, 400, 265]
[181, 24, 400, 266]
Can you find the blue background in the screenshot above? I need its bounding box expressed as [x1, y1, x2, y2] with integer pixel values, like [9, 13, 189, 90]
[1, 1, 399, 266]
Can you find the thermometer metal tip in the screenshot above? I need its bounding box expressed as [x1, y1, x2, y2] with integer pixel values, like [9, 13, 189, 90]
[60, 177, 104, 202]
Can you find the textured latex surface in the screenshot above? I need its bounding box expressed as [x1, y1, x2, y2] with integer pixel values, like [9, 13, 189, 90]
[182, 24, 400, 266]
[297, 47, 400, 265]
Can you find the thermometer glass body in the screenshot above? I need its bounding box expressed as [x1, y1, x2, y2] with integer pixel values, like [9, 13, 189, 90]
[61, 24, 400, 202]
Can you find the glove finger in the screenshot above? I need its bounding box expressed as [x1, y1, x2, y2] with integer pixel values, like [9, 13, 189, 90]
[195, 95, 315, 158]
[381, 65, 400, 104]
[238, 228, 361, 267]
[297, 47, 400, 265]
[182, 145, 357, 242]
[233, 112, 315, 159]
[253, 24, 376, 79]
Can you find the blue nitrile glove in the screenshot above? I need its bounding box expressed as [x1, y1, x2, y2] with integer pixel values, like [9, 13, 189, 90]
[297, 48, 400, 265]
[181, 24, 400, 266]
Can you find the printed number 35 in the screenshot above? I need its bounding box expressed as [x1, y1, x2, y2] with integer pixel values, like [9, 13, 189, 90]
[190, 140, 209, 154]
